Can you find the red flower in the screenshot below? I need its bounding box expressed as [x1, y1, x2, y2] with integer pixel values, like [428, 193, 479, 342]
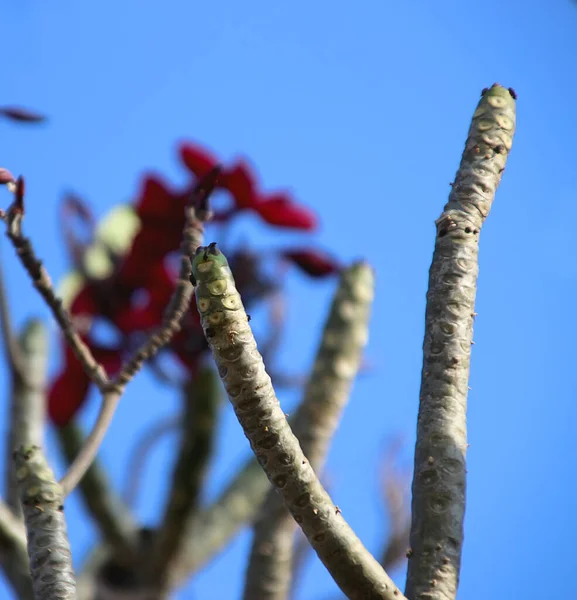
[257, 194, 317, 230]
[282, 249, 342, 277]
[48, 140, 337, 425]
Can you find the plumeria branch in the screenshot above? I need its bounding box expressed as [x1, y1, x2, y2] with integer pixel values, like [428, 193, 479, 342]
[1, 167, 221, 499]
[148, 366, 221, 590]
[123, 416, 181, 507]
[59, 166, 220, 497]
[405, 84, 516, 600]
[6, 320, 48, 513]
[2, 177, 108, 389]
[14, 446, 76, 599]
[56, 422, 139, 556]
[191, 244, 404, 600]
[243, 261, 375, 600]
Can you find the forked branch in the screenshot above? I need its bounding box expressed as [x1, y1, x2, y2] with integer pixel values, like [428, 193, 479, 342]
[191, 244, 404, 600]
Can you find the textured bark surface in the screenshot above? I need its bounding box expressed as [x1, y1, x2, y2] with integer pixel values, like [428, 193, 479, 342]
[14, 445, 76, 599]
[192, 244, 403, 600]
[7, 319, 47, 512]
[405, 84, 516, 600]
[243, 262, 375, 600]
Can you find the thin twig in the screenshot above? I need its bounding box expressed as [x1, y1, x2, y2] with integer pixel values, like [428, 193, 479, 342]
[243, 261, 375, 600]
[14, 445, 75, 599]
[59, 169, 219, 495]
[2, 177, 108, 388]
[56, 422, 139, 556]
[59, 389, 122, 497]
[149, 367, 221, 590]
[191, 244, 403, 600]
[123, 416, 181, 507]
[405, 84, 516, 600]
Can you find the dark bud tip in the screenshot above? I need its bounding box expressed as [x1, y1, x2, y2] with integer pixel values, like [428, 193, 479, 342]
[190, 165, 223, 216]
[508, 87, 517, 100]
[481, 87, 489, 97]
[194, 246, 206, 257]
[207, 242, 220, 256]
[14, 176, 25, 212]
[0, 106, 46, 124]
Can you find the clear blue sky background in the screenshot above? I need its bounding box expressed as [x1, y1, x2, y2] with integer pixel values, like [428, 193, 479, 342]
[1, 1, 576, 599]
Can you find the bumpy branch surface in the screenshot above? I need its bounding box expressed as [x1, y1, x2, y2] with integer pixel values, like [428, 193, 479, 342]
[405, 84, 516, 600]
[7, 319, 48, 512]
[192, 244, 403, 600]
[150, 367, 220, 588]
[243, 261, 375, 600]
[57, 422, 138, 556]
[14, 445, 76, 599]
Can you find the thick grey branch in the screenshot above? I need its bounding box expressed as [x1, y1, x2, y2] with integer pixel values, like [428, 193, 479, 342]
[191, 244, 403, 600]
[243, 261, 375, 600]
[7, 319, 48, 513]
[14, 445, 76, 599]
[405, 84, 516, 600]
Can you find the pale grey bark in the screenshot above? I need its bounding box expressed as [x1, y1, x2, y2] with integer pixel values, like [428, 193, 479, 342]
[14, 445, 76, 599]
[7, 319, 48, 512]
[191, 244, 403, 600]
[405, 84, 516, 600]
[243, 261, 375, 600]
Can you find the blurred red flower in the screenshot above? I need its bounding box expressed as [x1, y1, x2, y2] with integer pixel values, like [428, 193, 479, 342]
[48, 142, 340, 426]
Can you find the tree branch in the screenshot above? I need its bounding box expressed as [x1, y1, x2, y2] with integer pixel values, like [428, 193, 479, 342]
[149, 366, 220, 590]
[15, 445, 75, 599]
[6, 319, 48, 513]
[58, 167, 220, 496]
[191, 244, 403, 600]
[243, 261, 375, 600]
[56, 422, 139, 557]
[405, 83, 516, 600]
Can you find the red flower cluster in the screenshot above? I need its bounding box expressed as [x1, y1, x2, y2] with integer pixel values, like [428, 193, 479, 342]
[48, 142, 341, 426]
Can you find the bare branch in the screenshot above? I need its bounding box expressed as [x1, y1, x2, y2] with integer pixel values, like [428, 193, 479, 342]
[191, 244, 403, 600]
[2, 177, 108, 388]
[244, 261, 375, 600]
[113, 166, 220, 388]
[6, 319, 48, 514]
[405, 84, 516, 600]
[58, 389, 122, 497]
[174, 455, 268, 581]
[148, 367, 221, 590]
[56, 422, 139, 556]
[15, 445, 75, 599]
[123, 416, 180, 507]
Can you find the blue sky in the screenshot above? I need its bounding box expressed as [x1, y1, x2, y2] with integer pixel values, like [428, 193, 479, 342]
[2, 1, 577, 598]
